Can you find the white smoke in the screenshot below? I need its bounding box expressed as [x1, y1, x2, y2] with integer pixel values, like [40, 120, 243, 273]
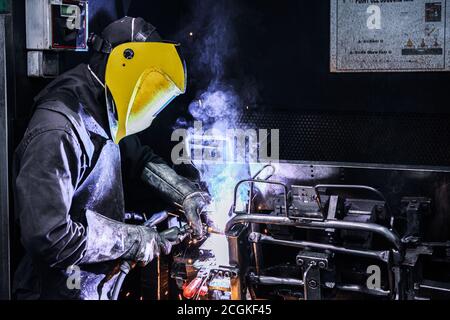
[177, 0, 253, 229]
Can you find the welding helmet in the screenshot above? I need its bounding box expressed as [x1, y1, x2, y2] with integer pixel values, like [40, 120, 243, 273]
[89, 17, 186, 144]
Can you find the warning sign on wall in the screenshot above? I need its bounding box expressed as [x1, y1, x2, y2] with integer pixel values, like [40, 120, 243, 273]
[330, 0, 450, 72]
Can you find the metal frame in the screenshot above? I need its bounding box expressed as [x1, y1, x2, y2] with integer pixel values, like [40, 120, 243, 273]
[225, 161, 450, 300]
[0, 14, 10, 300]
[226, 214, 401, 251]
[247, 161, 450, 227]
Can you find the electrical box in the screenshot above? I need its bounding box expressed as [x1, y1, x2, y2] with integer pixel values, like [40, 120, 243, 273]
[330, 0, 450, 72]
[0, 0, 10, 13]
[26, 0, 88, 77]
[26, 0, 88, 51]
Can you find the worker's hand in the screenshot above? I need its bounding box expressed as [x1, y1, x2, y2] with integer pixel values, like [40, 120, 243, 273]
[183, 192, 211, 239]
[126, 227, 172, 266]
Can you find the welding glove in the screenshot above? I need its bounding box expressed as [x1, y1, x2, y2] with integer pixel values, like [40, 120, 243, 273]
[81, 210, 172, 266]
[142, 162, 210, 238]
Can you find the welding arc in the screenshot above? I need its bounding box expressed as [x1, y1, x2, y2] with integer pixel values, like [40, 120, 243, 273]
[207, 226, 225, 235]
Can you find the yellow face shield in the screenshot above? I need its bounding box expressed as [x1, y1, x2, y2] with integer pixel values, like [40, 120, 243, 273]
[105, 42, 186, 144]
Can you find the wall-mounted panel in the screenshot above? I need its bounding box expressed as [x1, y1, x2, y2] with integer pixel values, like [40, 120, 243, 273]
[331, 0, 450, 72]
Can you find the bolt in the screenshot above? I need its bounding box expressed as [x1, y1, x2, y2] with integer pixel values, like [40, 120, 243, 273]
[308, 280, 318, 289]
[297, 258, 304, 266]
[123, 48, 135, 59]
[318, 261, 326, 269]
[248, 233, 259, 242]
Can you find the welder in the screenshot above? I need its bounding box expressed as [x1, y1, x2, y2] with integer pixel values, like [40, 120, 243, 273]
[12, 17, 209, 300]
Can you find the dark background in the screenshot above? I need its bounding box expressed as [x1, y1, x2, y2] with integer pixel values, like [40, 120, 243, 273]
[9, 0, 450, 166]
[4, 0, 450, 300]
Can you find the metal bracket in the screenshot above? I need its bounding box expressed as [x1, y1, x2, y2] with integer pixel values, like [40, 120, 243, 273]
[401, 197, 431, 244]
[296, 251, 331, 300]
[290, 185, 323, 220]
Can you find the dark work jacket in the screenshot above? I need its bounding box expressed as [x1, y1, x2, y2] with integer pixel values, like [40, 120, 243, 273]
[12, 64, 163, 300]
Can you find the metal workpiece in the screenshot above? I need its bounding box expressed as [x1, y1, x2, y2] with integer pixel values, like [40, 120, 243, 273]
[315, 184, 389, 202]
[335, 284, 391, 297]
[248, 232, 391, 263]
[227, 223, 250, 268]
[303, 219, 401, 252]
[401, 197, 432, 244]
[419, 280, 450, 294]
[302, 264, 321, 300]
[249, 274, 304, 287]
[295, 251, 330, 300]
[226, 214, 402, 251]
[232, 179, 289, 215]
[248, 274, 391, 298]
[251, 164, 276, 182]
[246, 165, 276, 275]
[314, 184, 393, 216]
[226, 215, 292, 233]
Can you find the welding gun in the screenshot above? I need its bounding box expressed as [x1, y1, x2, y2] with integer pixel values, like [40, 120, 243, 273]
[160, 224, 193, 245]
[160, 223, 222, 245]
[108, 215, 195, 300]
[109, 213, 221, 300]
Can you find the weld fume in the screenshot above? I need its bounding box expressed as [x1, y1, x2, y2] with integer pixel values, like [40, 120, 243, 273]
[177, 0, 252, 230]
[189, 87, 250, 230]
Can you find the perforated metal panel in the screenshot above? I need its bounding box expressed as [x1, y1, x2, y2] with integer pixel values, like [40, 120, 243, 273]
[240, 111, 450, 167]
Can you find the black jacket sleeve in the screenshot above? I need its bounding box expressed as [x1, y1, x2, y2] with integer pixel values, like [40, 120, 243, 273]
[15, 126, 152, 268]
[119, 134, 167, 182]
[15, 129, 87, 268]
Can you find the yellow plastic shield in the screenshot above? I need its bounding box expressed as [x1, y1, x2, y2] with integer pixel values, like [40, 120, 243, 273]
[105, 42, 186, 143]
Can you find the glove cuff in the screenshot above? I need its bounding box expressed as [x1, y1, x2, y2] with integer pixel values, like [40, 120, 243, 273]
[81, 210, 143, 264]
[142, 162, 206, 206]
[183, 192, 211, 206]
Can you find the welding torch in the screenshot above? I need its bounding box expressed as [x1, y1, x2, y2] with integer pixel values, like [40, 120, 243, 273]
[109, 209, 223, 300]
[109, 214, 195, 300]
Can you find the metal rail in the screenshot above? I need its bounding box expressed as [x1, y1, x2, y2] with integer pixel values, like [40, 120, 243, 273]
[248, 274, 391, 297]
[233, 179, 289, 216]
[249, 232, 391, 262]
[247, 164, 277, 275]
[314, 184, 393, 217]
[225, 214, 402, 251]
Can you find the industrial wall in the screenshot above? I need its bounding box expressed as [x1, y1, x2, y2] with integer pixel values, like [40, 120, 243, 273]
[3, 0, 450, 300]
[9, 0, 450, 165]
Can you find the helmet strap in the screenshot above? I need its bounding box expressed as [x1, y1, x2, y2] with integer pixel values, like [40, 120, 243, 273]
[87, 33, 113, 54]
